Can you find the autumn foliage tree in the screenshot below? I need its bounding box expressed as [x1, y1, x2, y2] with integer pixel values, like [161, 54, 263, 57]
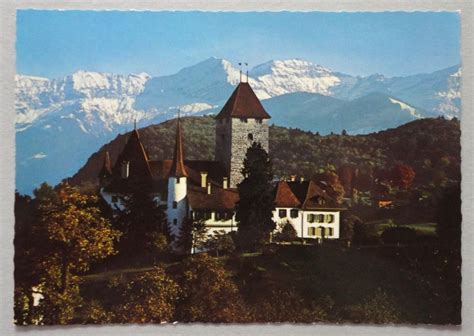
[34, 184, 121, 324]
[173, 254, 248, 322]
[109, 267, 179, 323]
[389, 163, 416, 189]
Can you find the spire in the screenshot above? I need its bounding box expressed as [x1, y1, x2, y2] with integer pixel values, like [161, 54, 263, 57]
[170, 115, 188, 177]
[99, 150, 112, 178]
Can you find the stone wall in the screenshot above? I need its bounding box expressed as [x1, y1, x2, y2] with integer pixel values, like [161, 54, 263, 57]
[215, 117, 269, 188]
[230, 118, 269, 188]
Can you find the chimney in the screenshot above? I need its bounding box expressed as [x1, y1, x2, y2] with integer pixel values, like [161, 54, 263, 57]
[300, 176, 305, 183]
[121, 161, 130, 179]
[290, 175, 296, 182]
[201, 171, 208, 188]
[207, 182, 212, 195]
[223, 177, 228, 189]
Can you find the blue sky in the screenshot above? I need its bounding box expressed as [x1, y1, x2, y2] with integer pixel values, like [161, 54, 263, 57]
[16, 10, 460, 78]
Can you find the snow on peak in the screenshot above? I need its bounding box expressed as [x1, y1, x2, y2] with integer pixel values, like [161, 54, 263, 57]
[389, 98, 422, 119]
[248, 59, 340, 98]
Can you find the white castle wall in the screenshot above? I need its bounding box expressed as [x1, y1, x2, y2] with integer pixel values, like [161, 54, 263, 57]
[167, 176, 188, 238]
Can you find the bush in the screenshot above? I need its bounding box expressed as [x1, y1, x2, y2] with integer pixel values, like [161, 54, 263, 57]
[274, 221, 297, 242]
[353, 221, 379, 245]
[381, 226, 417, 245]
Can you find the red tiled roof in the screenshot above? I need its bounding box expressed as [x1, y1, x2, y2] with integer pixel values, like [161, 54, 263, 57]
[147, 160, 227, 188]
[274, 181, 301, 207]
[282, 180, 341, 210]
[169, 118, 188, 177]
[215, 82, 271, 119]
[187, 185, 239, 210]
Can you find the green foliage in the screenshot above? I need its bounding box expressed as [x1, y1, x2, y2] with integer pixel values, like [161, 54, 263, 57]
[274, 221, 298, 242]
[204, 230, 236, 256]
[352, 218, 379, 245]
[116, 181, 169, 256]
[381, 226, 417, 245]
[176, 218, 207, 254]
[236, 142, 276, 250]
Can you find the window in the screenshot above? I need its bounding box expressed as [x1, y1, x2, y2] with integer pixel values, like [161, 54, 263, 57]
[172, 201, 177, 209]
[327, 228, 334, 236]
[314, 214, 324, 223]
[173, 219, 177, 225]
[318, 198, 325, 205]
[307, 227, 316, 236]
[240, 118, 248, 123]
[326, 214, 335, 223]
[247, 133, 254, 141]
[290, 209, 299, 218]
[256, 118, 262, 124]
[307, 214, 315, 223]
[111, 196, 118, 203]
[279, 209, 287, 218]
[176, 177, 181, 184]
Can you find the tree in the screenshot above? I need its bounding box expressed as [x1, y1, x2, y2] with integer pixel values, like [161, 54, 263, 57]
[389, 163, 416, 189]
[116, 180, 169, 257]
[35, 184, 121, 324]
[352, 217, 378, 245]
[236, 142, 275, 250]
[173, 254, 248, 322]
[109, 267, 179, 323]
[317, 171, 345, 204]
[176, 217, 207, 254]
[204, 230, 236, 256]
[274, 221, 297, 242]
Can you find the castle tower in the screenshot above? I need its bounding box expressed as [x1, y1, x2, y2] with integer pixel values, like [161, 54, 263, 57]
[167, 117, 189, 238]
[215, 82, 271, 188]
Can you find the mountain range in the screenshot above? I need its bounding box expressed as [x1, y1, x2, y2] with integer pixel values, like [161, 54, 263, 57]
[15, 57, 461, 194]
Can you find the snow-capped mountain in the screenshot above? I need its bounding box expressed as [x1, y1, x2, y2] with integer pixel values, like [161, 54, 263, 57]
[15, 57, 461, 194]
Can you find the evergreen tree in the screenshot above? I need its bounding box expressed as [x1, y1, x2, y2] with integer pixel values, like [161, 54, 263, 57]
[235, 142, 275, 250]
[116, 180, 170, 257]
[176, 217, 207, 254]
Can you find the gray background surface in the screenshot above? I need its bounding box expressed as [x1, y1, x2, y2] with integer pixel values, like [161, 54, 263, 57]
[1, 1, 472, 335]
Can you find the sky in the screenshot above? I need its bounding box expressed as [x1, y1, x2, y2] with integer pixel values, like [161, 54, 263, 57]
[16, 10, 460, 79]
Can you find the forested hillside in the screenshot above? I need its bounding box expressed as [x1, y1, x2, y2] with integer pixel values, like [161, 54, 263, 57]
[69, 115, 461, 194]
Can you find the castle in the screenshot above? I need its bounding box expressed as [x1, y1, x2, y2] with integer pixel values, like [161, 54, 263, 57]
[98, 80, 343, 243]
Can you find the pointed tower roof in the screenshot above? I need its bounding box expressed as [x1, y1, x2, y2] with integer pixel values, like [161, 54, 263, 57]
[170, 117, 188, 177]
[112, 128, 153, 179]
[99, 151, 112, 178]
[215, 82, 271, 119]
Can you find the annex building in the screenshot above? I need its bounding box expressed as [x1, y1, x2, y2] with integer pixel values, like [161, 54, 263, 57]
[98, 80, 343, 242]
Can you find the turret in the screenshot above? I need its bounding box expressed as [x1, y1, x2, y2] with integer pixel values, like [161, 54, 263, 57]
[167, 116, 189, 239]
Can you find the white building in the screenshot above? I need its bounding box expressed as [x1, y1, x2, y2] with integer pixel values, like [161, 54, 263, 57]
[99, 80, 343, 245]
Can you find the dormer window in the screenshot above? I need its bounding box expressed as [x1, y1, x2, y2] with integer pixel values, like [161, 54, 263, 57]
[121, 161, 130, 179]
